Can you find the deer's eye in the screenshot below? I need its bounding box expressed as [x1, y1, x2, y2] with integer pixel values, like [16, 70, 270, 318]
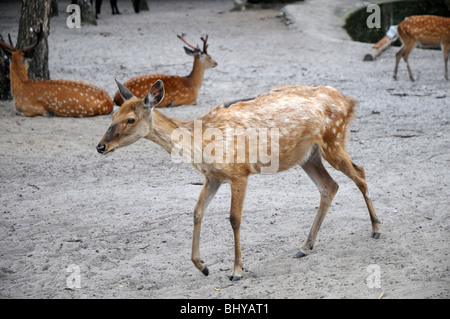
[127, 118, 135, 124]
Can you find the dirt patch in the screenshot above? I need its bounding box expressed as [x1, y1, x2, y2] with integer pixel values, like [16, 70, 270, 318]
[0, 0, 448, 298]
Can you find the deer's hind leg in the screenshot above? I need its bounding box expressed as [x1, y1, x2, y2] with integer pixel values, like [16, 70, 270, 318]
[322, 146, 381, 239]
[229, 177, 248, 281]
[297, 146, 339, 258]
[15, 101, 49, 117]
[402, 43, 416, 81]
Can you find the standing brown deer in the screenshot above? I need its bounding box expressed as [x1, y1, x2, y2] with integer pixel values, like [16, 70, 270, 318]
[0, 22, 113, 117]
[97, 80, 381, 281]
[393, 15, 450, 81]
[113, 35, 217, 107]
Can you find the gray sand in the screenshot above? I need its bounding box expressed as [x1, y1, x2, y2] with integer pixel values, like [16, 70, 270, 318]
[0, 0, 448, 298]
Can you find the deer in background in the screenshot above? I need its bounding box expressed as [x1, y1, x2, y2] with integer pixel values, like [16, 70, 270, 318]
[393, 15, 450, 81]
[0, 22, 113, 117]
[89, 0, 120, 18]
[97, 80, 381, 281]
[113, 35, 217, 107]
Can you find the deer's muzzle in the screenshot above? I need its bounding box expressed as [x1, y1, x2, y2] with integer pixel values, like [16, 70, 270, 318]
[96, 143, 106, 154]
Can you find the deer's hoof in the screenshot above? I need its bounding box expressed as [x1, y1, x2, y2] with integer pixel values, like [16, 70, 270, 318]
[202, 266, 209, 276]
[229, 275, 241, 282]
[295, 246, 312, 258]
[371, 232, 381, 239]
[295, 251, 308, 258]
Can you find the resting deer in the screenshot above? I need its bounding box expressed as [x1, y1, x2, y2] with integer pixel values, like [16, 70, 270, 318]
[97, 80, 381, 281]
[0, 22, 113, 117]
[113, 35, 217, 107]
[393, 15, 450, 81]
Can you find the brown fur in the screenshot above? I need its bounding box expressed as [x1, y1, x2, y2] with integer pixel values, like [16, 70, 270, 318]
[0, 39, 113, 117]
[98, 83, 381, 281]
[393, 15, 450, 81]
[113, 38, 217, 107]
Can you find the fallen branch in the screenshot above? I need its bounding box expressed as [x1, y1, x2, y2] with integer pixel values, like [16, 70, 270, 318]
[364, 26, 398, 61]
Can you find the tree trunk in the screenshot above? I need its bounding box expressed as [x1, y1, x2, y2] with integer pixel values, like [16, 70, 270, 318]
[71, 0, 97, 25]
[16, 0, 51, 81]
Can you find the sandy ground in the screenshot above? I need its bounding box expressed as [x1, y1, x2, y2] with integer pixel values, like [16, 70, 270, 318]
[0, 0, 449, 299]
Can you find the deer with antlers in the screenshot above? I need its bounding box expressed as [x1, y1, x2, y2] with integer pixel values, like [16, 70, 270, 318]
[393, 15, 450, 81]
[97, 80, 381, 281]
[0, 22, 113, 117]
[113, 35, 217, 108]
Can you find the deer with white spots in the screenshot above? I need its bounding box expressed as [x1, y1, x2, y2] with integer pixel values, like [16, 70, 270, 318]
[0, 22, 113, 117]
[113, 35, 217, 108]
[97, 80, 381, 281]
[393, 15, 450, 81]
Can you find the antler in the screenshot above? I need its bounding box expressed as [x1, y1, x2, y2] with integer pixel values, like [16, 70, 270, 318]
[200, 35, 208, 54]
[23, 20, 44, 56]
[0, 33, 15, 53]
[8, 34, 15, 48]
[0, 20, 45, 56]
[177, 34, 199, 51]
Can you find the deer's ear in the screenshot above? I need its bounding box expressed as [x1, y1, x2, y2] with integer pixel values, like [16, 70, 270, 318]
[184, 46, 202, 59]
[144, 80, 164, 110]
[183, 46, 195, 56]
[115, 79, 135, 101]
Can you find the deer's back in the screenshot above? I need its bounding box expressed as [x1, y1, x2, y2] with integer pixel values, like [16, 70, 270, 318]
[114, 74, 195, 107]
[202, 85, 355, 131]
[22, 80, 113, 117]
[398, 15, 450, 46]
[192, 85, 358, 176]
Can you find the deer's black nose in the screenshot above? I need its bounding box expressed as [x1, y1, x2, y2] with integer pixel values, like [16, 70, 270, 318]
[96, 144, 106, 154]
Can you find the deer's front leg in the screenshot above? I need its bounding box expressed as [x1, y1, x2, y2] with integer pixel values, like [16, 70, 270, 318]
[192, 177, 221, 276]
[229, 177, 248, 281]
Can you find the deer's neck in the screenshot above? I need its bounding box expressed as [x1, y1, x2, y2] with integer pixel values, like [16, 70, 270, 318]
[146, 110, 194, 155]
[10, 56, 29, 94]
[186, 58, 205, 90]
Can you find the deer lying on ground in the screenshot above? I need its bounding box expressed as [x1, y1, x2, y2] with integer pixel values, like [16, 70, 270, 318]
[113, 35, 217, 107]
[97, 80, 381, 281]
[0, 22, 113, 117]
[393, 15, 450, 81]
